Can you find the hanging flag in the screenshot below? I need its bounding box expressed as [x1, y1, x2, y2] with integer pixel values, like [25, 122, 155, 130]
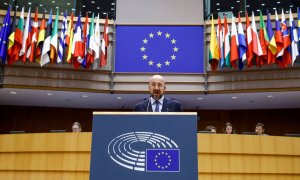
[7, 7, 17, 64]
[298, 7, 300, 53]
[245, 11, 254, 67]
[223, 15, 230, 67]
[26, 7, 38, 62]
[266, 10, 277, 65]
[86, 12, 95, 68]
[50, 9, 59, 63]
[57, 10, 67, 64]
[19, 7, 31, 62]
[230, 15, 239, 69]
[100, 14, 109, 67]
[217, 17, 224, 68]
[237, 12, 247, 70]
[12, 6, 24, 63]
[72, 13, 84, 68]
[82, 12, 89, 68]
[251, 11, 263, 66]
[41, 9, 52, 66]
[278, 9, 291, 67]
[275, 9, 283, 60]
[0, 6, 11, 63]
[289, 9, 299, 65]
[92, 13, 101, 70]
[36, 12, 46, 65]
[66, 12, 74, 64]
[257, 11, 268, 66]
[208, 16, 219, 71]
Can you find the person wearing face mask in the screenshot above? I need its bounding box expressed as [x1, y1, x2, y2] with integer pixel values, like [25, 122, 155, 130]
[133, 75, 183, 112]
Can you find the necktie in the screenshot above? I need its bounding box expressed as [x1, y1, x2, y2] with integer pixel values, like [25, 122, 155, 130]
[154, 101, 160, 112]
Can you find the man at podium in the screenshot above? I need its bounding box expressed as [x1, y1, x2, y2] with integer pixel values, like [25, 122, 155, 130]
[134, 75, 183, 112]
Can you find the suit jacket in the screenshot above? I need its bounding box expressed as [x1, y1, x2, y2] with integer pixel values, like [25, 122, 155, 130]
[133, 97, 183, 112]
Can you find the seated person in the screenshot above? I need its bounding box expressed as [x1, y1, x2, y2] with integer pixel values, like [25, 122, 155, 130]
[72, 122, 82, 132]
[223, 122, 235, 134]
[255, 123, 268, 136]
[204, 125, 217, 134]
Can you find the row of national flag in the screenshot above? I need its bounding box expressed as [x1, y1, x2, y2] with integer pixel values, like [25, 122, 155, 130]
[0, 6, 109, 69]
[209, 9, 300, 71]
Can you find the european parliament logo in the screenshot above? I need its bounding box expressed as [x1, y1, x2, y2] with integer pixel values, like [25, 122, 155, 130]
[107, 132, 180, 172]
[115, 26, 204, 73]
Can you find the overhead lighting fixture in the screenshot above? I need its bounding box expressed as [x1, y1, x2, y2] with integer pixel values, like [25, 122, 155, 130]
[103, 12, 107, 15]
[256, 9, 260, 12]
[217, 8, 220, 11]
[10, 91, 17, 95]
[116, 96, 122, 100]
[197, 97, 203, 100]
[28, 2, 32, 5]
[290, 5, 293, 7]
[4, 2, 8, 5]
[246, 4, 250, 7]
[52, 0, 55, 3]
[47, 93, 53, 96]
[240, 10, 243, 13]
[267, 95, 274, 98]
[111, 8, 115, 10]
[39, 4, 43, 7]
[111, 2, 115, 5]
[231, 6, 234, 9]
[82, 95, 88, 98]
[91, 1, 95, 3]
[216, 3, 220, 5]
[232, 96, 238, 100]
[82, 5, 86, 8]
[261, 3, 265, 6]
[277, 1, 280, 4]
[67, 2, 70, 5]
[97, 7, 100, 9]
[236, 0, 240, 2]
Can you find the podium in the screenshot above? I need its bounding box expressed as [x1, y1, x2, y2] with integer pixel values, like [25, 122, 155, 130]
[90, 112, 198, 180]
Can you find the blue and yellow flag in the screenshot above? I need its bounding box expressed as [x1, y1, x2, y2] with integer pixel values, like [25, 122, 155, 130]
[115, 26, 204, 73]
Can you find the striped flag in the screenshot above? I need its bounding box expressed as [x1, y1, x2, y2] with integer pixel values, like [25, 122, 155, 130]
[19, 7, 31, 62]
[251, 11, 263, 65]
[57, 11, 67, 64]
[41, 9, 52, 66]
[66, 12, 74, 64]
[0, 6, 11, 63]
[26, 7, 38, 62]
[86, 12, 95, 68]
[266, 10, 277, 65]
[7, 7, 18, 64]
[36, 13, 46, 65]
[217, 17, 224, 68]
[82, 13, 90, 68]
[208, 16, 219, 71]
[12, 6, 24, 63]
[298, 7, 300, 53]
[237, 12, 247, 70]
[72, 13, 84, 68]
[223, 15, 230, 67]
[279, 9, 291, 67]
[50, 9, 59, 63]
[289, 9, 299, 65]
[100, 14, 109, 67]
[230, 15, 239, 69]
[246, 11, 254, 67]
[92, 13, 101, 70]
[257, 11, 268, 66]
[275, 9, 283, 60]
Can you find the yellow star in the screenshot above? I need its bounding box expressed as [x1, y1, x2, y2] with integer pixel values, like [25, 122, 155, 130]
[165, 60, 170, 66]
[149, 33, 154, 38]
[142, 54, 148, 60]
[173, 47, 179, 52]
[157, 62, 162, 68]
[140, 46, 146, 52]
[148, 60, 154, 66]
[165, 33, 170, 38]
[171, 55, 176, 60]
[171, 39, 176, 44]
[143, 38, 148, 44]
[157, 31, 162, 36]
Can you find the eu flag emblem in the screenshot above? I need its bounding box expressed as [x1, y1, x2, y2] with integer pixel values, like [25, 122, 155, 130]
[146, 149, 180, 172]
[115, 26, 204, 73]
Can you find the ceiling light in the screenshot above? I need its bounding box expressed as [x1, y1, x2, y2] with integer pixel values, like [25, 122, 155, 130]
[285, 11, 289, 14]
[232, 96, 238, 99]
[56, 6, 59, 9]
[111, 8, 115, 10]
[47, 93, 53, 96]
[82, 95, 88, 98]
[273, 7, 276, 10]
[290, 5, 293, 7]
[277, 1, 280, 4]
[67, 2, 70, 5]
[261, 3, 265, 6]
[82, 5, 86, 7]
[231, 6, 234, 9]
[10, 91, 17, 94]
[111, 2, 115, 5]
[60, 12, 63, 15]
[52, 0, 55, 3]
[39, 4, 43, 7]
[4, 2, 8, 5]
[236, 0, 240, 2]
[197, 97, 203, 100]
[216, 3, 220, 5]
[117, 96, 122, 100]
[28, 2, 32, 5]
[256, 9, 260, 12]
[103, 12, 107, 15]
[91, 1, 95, 3]
[217, 8, 220, 11]
[97, 7, 100, 9]
[240, 10, 243, 13]
[246, 4, 250, 7]
[267, 95, 274, 98]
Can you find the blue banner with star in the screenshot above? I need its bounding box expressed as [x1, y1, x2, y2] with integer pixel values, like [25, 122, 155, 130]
[115, 26, 204, 73]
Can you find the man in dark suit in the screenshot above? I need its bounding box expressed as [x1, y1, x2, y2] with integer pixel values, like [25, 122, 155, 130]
[134, 75, 183, 112]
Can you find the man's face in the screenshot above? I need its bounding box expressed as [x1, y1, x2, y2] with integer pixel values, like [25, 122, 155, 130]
[72, 125, 81, 132]
[255, 126, 264, 135]
[149, 79, 166, 100]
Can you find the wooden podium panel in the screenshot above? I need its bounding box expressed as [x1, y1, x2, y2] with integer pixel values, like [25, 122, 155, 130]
[0, 133, 300, 180]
